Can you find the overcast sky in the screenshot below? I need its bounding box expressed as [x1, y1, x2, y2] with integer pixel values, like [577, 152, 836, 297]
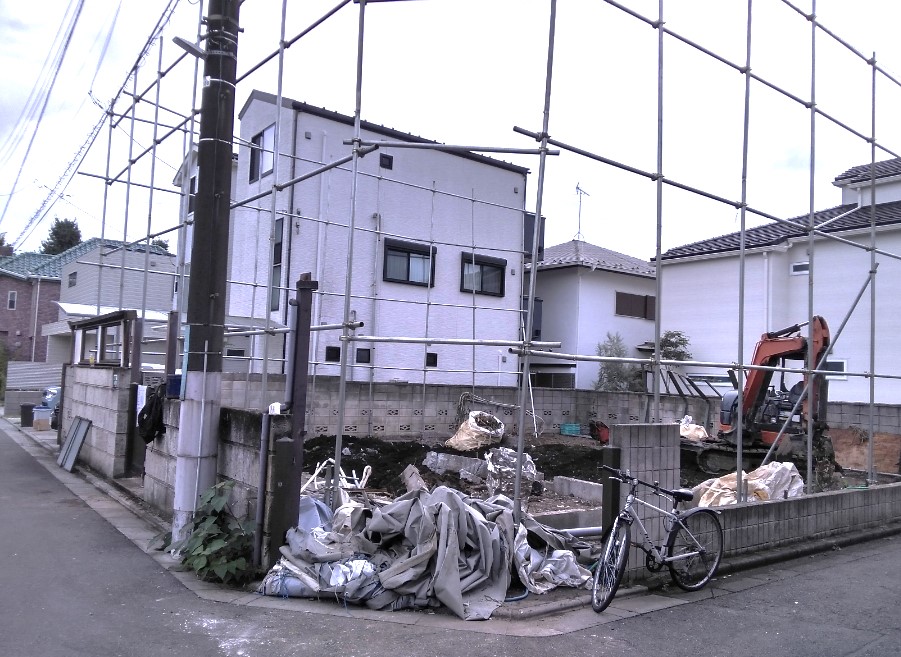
[1, 0, 900, 259]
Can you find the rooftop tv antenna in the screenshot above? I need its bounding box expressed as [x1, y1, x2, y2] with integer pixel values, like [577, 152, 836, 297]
[575, 183, 590, 240]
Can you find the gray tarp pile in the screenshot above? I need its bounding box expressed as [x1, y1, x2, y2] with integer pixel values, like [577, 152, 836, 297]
[259, 486, 595, 620]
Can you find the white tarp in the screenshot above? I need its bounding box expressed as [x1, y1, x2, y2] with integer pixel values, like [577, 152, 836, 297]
[694, 462, 805, 507]
[259, 488, 596, 619]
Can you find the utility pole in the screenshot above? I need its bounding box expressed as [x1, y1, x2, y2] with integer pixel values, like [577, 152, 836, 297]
[172, 0, 240, 542]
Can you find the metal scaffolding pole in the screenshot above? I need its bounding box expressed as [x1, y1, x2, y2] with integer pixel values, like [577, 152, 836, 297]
[513, 0, 557, 528]
[735, 0, 754, 502]
[329, 0, 369, 509]
[805, 0, 818, 494]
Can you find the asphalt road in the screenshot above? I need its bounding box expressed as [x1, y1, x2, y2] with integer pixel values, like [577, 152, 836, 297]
[2, 424, 899, 657]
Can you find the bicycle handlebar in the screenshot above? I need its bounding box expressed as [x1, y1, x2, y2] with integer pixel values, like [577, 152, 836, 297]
[599, 464, 682, 500]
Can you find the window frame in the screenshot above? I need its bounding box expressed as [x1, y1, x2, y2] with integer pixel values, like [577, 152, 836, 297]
[68, 271, 77, 288]
[460, 252, 507, 297]
[822, 359, 847, 381]
[356, 348, 371, 364]
[324, 346, 341, 363]
[425, 352, 438, 368]
[270, 217, 284, 311]
[615, 291, 656, 320]
[7, 291, 16, 310]
[249, 124, 275, 182]
[383, 238, 436, 287]
[791, 261, 810, 276]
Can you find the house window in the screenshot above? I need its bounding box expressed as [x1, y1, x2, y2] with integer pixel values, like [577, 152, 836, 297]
[249, 124, 275, 182]
[523, 212, 545, 262]
[68, 272, 77, 288]
[325, 346, 341, 362]
[384, 238, 436, 287]
[425, 352, 438, 368]
[822, 359, 847, 380]
[188, 176, 196, 214]
[461, 253, 506, 296]
[791, 261, 810, 275]
[7, 291, 16, 310]
[379, 153, 393, 170]
[356, 348, 371, 364]
[530, 372, 575, 389]
[270, 217, 284, 311]
[225, 348, 245, 358]
[615, 292, 655, 320]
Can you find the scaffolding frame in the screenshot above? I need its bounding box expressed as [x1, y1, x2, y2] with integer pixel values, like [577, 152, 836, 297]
[34, 0, 901, 518]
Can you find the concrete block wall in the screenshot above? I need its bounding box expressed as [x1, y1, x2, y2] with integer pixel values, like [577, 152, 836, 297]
[607, 423, 680, 583]
[717, 482, 901, 557]
[61, 366, 133, 478]
[219, 373, 288, 411]
[828, 401, 901, 435]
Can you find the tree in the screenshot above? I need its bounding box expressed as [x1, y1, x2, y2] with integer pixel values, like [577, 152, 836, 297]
[659, 329, 692, 362]
[593, 332, 643, 392]
[150, 238, 170, 252]
[41, 218, 82, 255]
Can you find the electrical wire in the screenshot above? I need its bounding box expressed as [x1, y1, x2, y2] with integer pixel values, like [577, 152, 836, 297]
[0, 0, 86, 230]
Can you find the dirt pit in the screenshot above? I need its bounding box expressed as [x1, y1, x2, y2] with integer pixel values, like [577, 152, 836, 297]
[830, 428, 901, 475]
[302, 433, 608, 514]
[301, 428, 901, 512]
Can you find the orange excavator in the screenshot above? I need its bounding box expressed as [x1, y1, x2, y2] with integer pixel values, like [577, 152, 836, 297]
[684, 316, 839, 476]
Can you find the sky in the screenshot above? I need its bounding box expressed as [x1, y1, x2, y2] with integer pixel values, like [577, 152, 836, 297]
[1, 0, 901, 260]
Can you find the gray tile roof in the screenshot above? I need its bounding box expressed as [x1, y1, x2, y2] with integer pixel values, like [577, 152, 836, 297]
[660, 200, 901, 260]
[0, 238, 171, 279]
[0, 252, 55, 279]
[534, 239, 656, 277]
[834, 157, 901, 186]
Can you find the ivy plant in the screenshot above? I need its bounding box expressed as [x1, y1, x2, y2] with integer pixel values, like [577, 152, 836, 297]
[170, 480, 256, 586]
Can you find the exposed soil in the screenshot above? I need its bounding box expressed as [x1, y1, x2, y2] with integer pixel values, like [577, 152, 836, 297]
[830, 428, 901, 474]
[302, 433, 608, 513]
[301, 428, 901, 510]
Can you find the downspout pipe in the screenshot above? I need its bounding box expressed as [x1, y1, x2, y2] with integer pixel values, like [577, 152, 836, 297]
[253, 411, 271, 568]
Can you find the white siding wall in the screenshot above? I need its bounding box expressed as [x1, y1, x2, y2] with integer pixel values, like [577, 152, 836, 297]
[231, 97, 527, 385]
[533, 267, 656, 390]
[60, 245, 176, 312]
[660, 229, 901, 403]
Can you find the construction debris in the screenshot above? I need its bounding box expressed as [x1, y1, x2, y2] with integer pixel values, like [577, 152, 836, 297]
[259, 486, 598, 620]
[693, 461, 805, 506]
[445, 411, 504, 451]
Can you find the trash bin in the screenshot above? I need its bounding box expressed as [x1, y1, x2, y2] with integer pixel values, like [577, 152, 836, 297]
[33, 407, 53, 431]
[20, 403, 36, 428]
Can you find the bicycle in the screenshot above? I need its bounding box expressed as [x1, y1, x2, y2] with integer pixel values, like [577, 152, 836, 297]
[591, 464, 724, 613]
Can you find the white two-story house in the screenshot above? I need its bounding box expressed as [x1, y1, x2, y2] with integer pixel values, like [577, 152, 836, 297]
[527, 239, 657, 389]
[230, 91, 530, 386]
[658, 158, 901, 403]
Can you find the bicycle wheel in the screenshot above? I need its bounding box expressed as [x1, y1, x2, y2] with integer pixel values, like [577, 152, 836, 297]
[666, 508, 723, 591]
[591, 519, 631, 613]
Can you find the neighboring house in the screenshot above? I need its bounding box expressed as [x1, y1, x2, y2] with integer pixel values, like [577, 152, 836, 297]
[527, 239, 657, 390]
[29, 238, 176, 365]
[173, 146, 269, 374]
[228, 91, 531, 386]
[658, 157, 901, 404]
[0, 249, 63, 362]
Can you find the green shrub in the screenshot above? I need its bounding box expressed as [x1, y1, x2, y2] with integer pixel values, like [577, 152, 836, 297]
[170, 480, 256, 586]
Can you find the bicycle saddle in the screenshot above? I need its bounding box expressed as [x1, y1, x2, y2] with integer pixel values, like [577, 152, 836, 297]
[672, 488, 694, 503]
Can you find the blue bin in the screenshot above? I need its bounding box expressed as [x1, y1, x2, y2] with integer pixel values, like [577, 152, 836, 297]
[166, 374, 182, 399]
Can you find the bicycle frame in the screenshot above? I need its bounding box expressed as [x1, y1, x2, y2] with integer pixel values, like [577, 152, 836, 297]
[617, 482, 704, 566]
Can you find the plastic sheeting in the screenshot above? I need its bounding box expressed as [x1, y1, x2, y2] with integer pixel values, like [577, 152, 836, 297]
[694, 461, 805, 506]
[259, 488, 596, 619]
